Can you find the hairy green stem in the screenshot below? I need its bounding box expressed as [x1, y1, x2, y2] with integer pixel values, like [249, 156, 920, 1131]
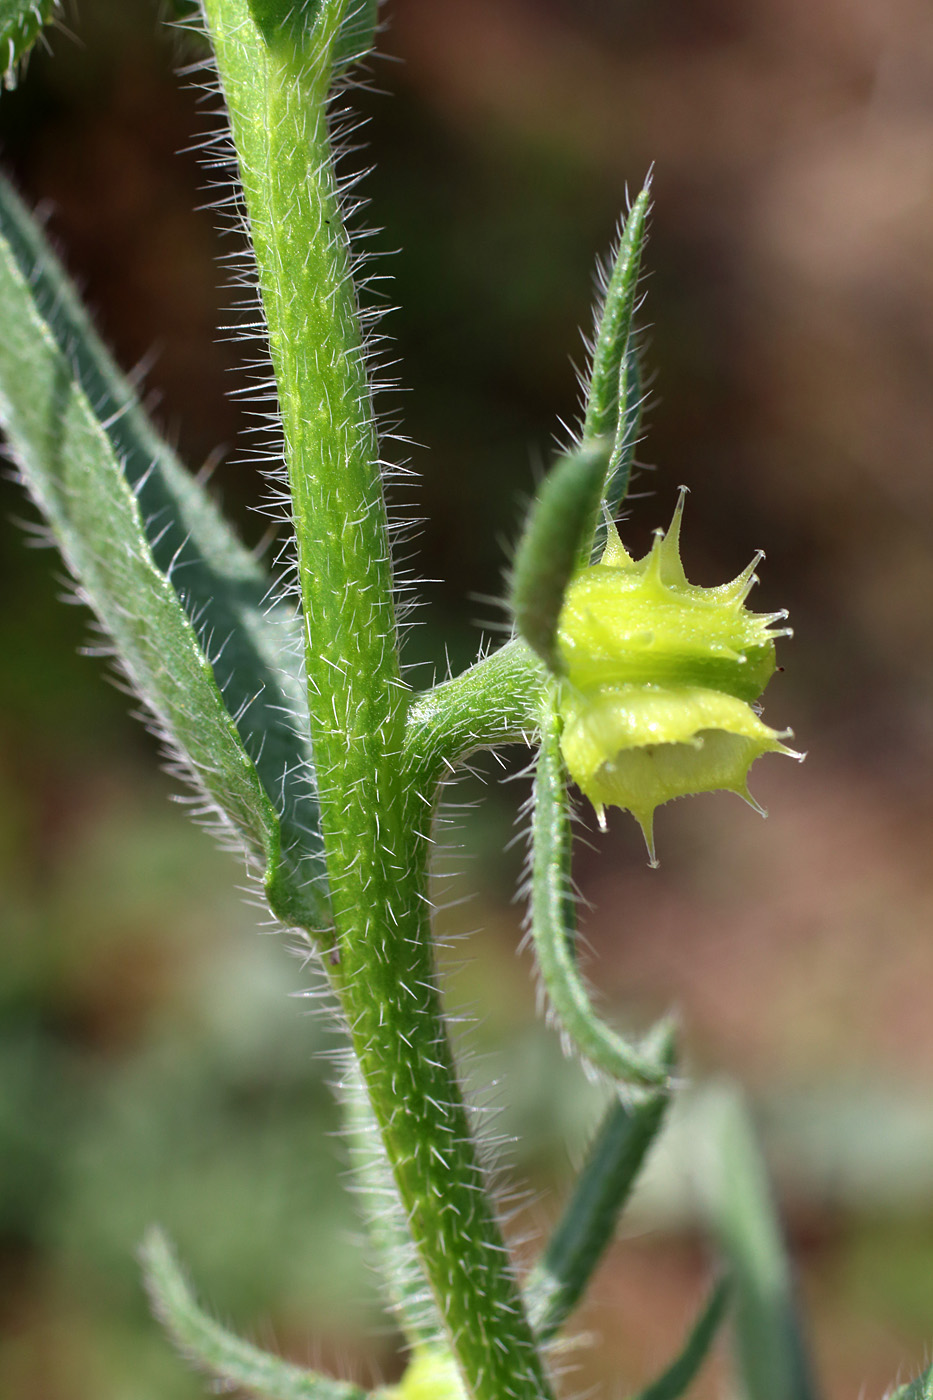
[531, 693, 671, 1088]
[338, 1061, 443, 1349]
[404, 639, 544, 784]
[203, 6, 553, 1398]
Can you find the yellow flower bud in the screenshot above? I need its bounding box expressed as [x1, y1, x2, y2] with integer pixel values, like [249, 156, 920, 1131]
[555, 490, 800, 862]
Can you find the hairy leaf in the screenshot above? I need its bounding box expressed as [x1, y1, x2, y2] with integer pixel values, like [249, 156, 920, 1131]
[0, 173, 329, 930]
[142, 1229, 368, 1400]
[583, 184, 650, 447]
[0, 190, 326, 929]
[592, 345, 643, 559]
[579, 182, 650, 552]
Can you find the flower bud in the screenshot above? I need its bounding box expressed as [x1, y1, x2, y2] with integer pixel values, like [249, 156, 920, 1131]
[555, 490, 800, 861]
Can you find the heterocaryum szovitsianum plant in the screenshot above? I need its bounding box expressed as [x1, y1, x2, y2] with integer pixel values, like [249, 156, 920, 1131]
[1, 4, 929, 1400]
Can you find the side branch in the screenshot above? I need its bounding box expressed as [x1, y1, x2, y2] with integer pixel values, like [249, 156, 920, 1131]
[403, 639, 544, 791]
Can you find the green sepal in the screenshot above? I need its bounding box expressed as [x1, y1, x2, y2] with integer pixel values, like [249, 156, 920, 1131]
[510, 439, 612, 673]
[141, 1228, 368, 1400]
[0, 0, 57, 87]
[559, 492, 782, 704]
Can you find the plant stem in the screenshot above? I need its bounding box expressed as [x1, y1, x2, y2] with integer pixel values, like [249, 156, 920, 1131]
[403, 638, 544, 784]
[202, 7, 554, 1398]
[328, 820, 551, 1400]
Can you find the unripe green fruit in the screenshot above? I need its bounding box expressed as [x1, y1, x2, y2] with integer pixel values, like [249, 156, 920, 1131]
[556, 491, 800, 861]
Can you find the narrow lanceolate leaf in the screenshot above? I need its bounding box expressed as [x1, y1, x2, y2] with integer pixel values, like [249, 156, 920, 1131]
[0, 0, 57, 87]
[510, 440, 611, 673]
[141, 1229, 368, 1400]
[632, 1276, 731, 1400]
[526, 1041, 675, 1341]
[580, 184, 650, 552]
[0, 210, 322, 929]
[888, 1365, 933, 1400]
[529, 694, 671, 1088]
[591, 346, 643, 560]
[0, 174, 329, 931]
[583, 184, 650, 447]
[697, 1088, 817, 1400]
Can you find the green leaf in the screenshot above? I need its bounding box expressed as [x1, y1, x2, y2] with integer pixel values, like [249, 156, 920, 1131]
[583, 184, 650, 448]
[528, 692, 671, 1087]
[0, 172, 329, 931]
[248, 0, 328, 47]
[632, 1276, 731, 1400]
[0, 0, 57, 87]
[511, 188, 649, 658]
[510, 440, 611, 672]
[697, 1088, 817, 1400]
[581, 184, 650, 555]
[248, 0, 377, 70]
[331, 0, 378, 72]
[0, 189, 326, 930]
[526, 1047, 675, 1341]
[592, 346, 643, 559]
[888, 1365, 933, 1400]
[141, 1228, 368, 1400]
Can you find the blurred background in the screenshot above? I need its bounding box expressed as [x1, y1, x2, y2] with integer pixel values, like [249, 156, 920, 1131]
[2, 0, 933, 1396]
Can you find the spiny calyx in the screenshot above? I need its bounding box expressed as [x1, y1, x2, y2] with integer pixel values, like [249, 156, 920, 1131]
[556, 490, 799, 861]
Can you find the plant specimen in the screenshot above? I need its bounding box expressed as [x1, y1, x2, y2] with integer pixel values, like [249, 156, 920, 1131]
[0, 3, 929, 1400]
